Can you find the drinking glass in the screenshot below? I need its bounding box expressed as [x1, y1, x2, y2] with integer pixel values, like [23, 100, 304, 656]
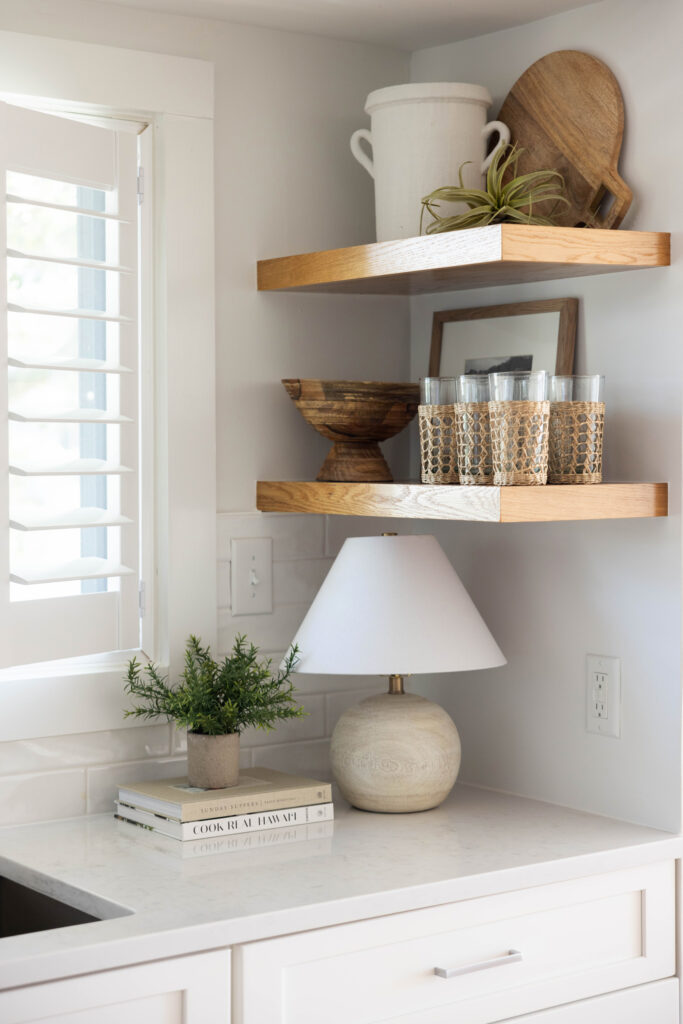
[418, 377, 458, 484]
[488, 370, 550, 485]
[456, 373, 490, 404]
[489, 370, 549, 402]
[455, 375, 492, 485]
[550, 375, 605, 402]
[420, 377, 458, 404]
[549, 375, 605, 484]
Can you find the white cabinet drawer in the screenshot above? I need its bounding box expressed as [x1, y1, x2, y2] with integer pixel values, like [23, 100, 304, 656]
[503, 978, 679, 1022]
[233, 861, 675, 1024]
[0, 950, 231, 1024]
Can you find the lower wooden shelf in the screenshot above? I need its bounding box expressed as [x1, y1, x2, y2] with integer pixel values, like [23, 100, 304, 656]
[256, 481, 668, 523]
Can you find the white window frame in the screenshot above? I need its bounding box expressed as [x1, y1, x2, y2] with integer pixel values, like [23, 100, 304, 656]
[0, 31, 216, 740]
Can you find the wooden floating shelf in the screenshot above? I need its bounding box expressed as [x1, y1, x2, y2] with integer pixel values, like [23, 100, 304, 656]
[257, 225, 670, 295]
[256, 481, 668, 523]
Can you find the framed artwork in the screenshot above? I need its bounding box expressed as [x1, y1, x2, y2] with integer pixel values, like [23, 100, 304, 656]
[428, 298, 578, 378]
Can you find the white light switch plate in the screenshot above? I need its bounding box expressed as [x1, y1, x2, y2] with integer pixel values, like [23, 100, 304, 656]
[231, 537, 273, 616]
[586, 654, 621, 738]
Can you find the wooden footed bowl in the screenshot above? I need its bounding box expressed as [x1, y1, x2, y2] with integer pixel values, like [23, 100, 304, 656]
[282, 379, 419, 482]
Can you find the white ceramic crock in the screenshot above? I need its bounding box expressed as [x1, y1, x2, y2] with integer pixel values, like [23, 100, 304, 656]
[350, 82, 510, 242]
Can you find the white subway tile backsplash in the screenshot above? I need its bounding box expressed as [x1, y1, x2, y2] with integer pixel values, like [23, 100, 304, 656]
[0, 726, 171, 777]
[273, 558, 331, 605]
[0, 512, 367, 824]
[217, 560, 231, 609]
[259, 652, 366, 695]
[172, 727, 188, 755]
[251, 739, 331, 778]
[217, 513, 325, 561]
[241, 695, 325, 748]
[218, 602, 308, 653]
[0, 769, 86, 825]
[87, 756, 187, 814]
[292, 675, 358, 695]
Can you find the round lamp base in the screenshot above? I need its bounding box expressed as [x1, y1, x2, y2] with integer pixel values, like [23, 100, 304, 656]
[330, 691, 461, 813]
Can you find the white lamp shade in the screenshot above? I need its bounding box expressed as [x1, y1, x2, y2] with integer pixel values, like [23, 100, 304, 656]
[289, 534, 506, 675]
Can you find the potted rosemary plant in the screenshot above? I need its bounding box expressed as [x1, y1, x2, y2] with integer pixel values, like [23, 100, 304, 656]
[124, 635, 303, 789]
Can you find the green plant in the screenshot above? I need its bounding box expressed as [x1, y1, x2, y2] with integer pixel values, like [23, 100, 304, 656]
[420, 144, 568, 234]
[124, 634, 304, 736]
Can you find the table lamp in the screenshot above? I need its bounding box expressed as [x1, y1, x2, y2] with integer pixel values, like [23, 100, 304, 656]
[288, 534, 506, 813]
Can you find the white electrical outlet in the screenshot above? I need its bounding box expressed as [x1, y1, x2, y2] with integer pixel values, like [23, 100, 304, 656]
[230, 538, 273, 616]
[586, 654, 621, 738]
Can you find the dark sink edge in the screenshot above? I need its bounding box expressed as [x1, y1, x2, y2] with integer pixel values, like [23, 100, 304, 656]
[0, 856, 134, 923]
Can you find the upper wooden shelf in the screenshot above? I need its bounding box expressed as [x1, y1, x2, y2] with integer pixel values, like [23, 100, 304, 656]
[256, 481, 668, 523]
[257, 225, 670, 295]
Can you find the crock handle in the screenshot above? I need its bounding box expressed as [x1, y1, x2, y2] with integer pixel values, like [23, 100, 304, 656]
[350, 128, 375, 179]
[481, 121, 511, 173]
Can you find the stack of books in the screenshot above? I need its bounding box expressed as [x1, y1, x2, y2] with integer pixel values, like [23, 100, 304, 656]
[170, 819, 335, 859]
[115, 767, 333, 842]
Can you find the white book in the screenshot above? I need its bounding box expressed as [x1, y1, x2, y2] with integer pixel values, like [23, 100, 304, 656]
[169, 821, 334, 859]
[117, 767, 331, 822]
[115, 799, 334, 841]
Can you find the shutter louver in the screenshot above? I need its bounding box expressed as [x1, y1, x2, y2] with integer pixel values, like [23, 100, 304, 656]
[0, 102, 140, 667]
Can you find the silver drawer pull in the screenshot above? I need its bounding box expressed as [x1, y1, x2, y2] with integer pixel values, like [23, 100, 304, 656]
[434, 949, 523, 979]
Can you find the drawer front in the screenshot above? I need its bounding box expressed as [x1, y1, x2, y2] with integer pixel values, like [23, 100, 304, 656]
[502, 978, 679, 1023]
[233, 861, 674, 1024]
[0, 950, 231, 1024]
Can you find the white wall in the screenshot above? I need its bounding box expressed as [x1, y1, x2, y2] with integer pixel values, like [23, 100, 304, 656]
[0, 512, 396, 823]
[0, 0, 409, 824]
[1, 0, 679, 833]
[409, 0, 682, 831]
[0, 0, 411, 509]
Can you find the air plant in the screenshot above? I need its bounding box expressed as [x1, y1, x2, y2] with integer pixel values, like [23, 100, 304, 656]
[420, 144, 568, 234]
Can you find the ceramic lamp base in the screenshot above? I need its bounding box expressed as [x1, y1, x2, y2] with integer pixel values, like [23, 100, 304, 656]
[330, 690, 461, 813]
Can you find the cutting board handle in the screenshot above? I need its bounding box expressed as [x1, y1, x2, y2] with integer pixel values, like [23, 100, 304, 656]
[591, 171, 633, 229]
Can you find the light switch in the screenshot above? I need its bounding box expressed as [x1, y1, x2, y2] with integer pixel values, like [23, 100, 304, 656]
[231, 538, 273, 616]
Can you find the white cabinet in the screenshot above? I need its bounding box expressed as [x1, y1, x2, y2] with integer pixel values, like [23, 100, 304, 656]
[503, 979, 678, 1022]
[233, 862, 675, 1024]
[0, 949, 230, 1024]
[0, 861, 676, 1023]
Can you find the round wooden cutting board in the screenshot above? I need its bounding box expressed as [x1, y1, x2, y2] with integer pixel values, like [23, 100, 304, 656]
[497, 50, 632, 228]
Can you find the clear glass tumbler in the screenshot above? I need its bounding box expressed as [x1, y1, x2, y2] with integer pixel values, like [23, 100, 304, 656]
[550, 375, 605, 402]
[420, 377, 458, 404]
[418, 377, 458, 484]
[456, 373, 490, 404]
[455, 374, 492, 485]
[489, 370, 549, 402]
[549, 375, 605, 484]
[488, 370, 550, 485]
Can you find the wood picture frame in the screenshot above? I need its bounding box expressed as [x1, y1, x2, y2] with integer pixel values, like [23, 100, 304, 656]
[428, 298, 578, 378]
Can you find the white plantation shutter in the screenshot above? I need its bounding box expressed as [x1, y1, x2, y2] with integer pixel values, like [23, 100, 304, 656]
[0, 101, 140, 667]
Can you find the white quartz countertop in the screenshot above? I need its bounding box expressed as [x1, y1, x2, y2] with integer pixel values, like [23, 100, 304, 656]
[0, 783, 681, 990]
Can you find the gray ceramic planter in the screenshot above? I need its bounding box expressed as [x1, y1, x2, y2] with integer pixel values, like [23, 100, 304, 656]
[187, 732, 240, 789]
